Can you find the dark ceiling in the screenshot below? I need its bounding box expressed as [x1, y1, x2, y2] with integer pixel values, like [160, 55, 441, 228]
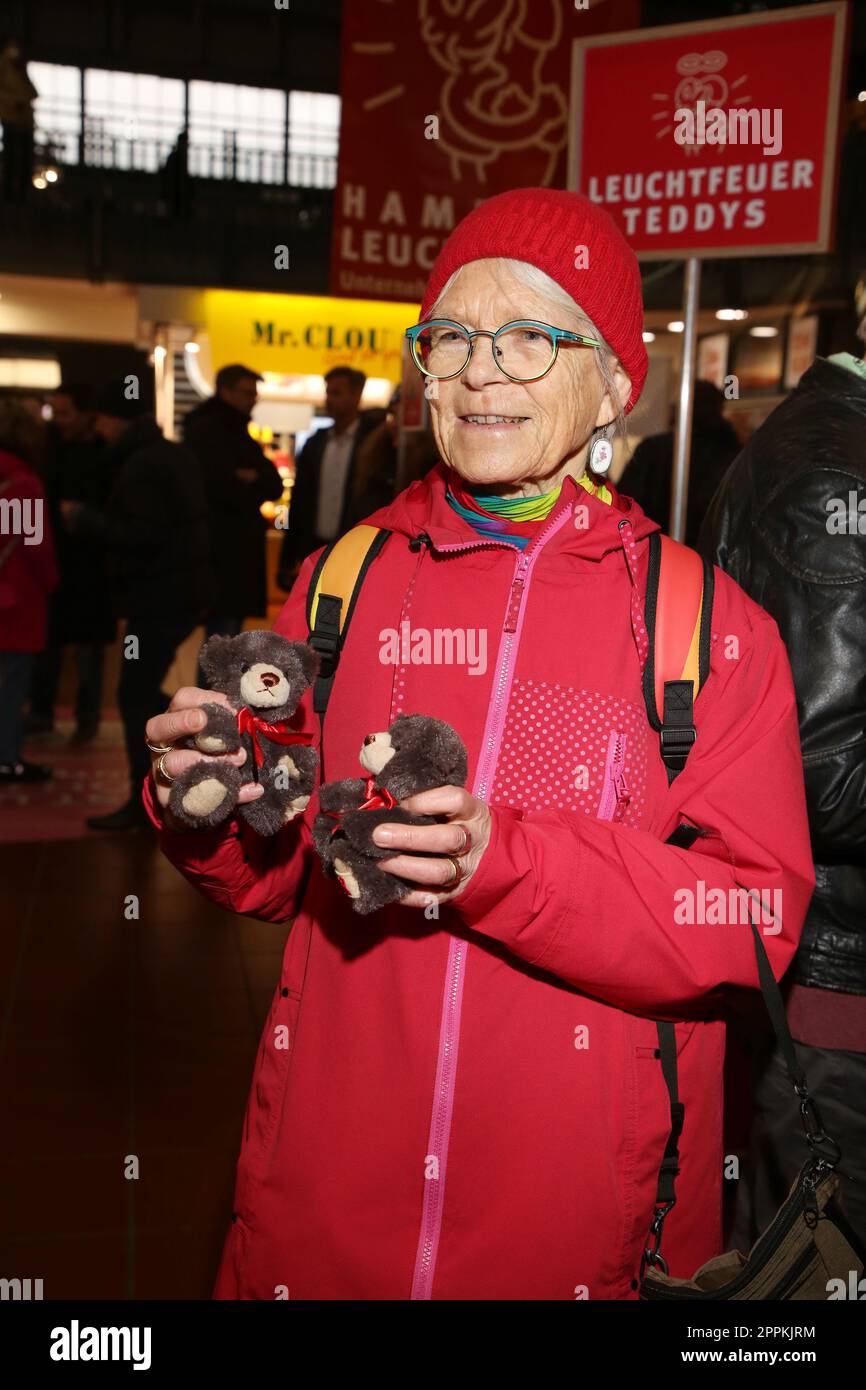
[3, 0, 863, 96]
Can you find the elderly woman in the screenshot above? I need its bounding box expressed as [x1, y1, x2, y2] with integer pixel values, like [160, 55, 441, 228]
[144, 188, 814, 1300]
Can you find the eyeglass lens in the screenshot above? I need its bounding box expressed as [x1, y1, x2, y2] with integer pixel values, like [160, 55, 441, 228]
[415, 323, 557, 380]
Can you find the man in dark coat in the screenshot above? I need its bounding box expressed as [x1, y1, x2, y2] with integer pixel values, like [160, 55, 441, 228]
[183, 363, 283, 643]
[28, 383, 115, 741]
[277, 365, 379, 589]
[620, 379, 740, 543]
[699, 303, 866, 1250]
[62, 374, 216, 830]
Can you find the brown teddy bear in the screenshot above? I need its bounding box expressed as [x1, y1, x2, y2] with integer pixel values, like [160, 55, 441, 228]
[313, 714, 468, 914]
[169, 630, 319, 835]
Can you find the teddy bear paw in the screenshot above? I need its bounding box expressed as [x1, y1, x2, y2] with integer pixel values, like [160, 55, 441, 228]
[332, 856, 362, 899]
[283, 794, 310, 823]
[276, 753, 301, 780]
[179, 776, 232, 818]
[194, 733, 230, 754]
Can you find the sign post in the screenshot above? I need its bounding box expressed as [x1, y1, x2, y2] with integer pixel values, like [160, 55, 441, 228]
[569, 1, 849, 540]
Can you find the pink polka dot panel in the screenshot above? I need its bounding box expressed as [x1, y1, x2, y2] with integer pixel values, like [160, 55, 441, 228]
[490, 679, 648, 823]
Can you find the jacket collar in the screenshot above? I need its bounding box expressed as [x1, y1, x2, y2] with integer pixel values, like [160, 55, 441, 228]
[800, 357, 866, 415]
[369, 459, 659, 561]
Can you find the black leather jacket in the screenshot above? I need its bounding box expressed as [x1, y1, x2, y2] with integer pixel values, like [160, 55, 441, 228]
[700, 357, 866, 996]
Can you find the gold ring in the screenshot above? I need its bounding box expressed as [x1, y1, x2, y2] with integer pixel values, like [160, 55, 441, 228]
[155, 751, 175, 787]
[454, 825, 470, 855]
[444, 855, 464, 890]
[146, 738, 174, 755]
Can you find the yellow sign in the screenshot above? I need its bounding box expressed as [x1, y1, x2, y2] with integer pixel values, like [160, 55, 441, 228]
[203, 289, 419, 382]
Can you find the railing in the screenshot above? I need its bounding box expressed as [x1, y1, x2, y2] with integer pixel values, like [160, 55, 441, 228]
[31, 124, 338, 188]
[22, 98, 339, 189]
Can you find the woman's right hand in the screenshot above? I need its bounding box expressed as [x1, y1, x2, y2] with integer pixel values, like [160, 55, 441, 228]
[145, 687, 264, 828]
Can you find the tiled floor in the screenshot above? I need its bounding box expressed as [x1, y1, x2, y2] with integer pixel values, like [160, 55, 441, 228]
[0, 813, 291, 1299]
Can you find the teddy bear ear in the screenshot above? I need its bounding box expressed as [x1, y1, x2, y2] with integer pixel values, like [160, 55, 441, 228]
[199, 634, 235, 688]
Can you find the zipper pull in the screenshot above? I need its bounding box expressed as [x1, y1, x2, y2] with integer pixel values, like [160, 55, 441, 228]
[613, 771, 630, 821]
[802, 1169, 820, 1228]
[504, 577, 525, 632]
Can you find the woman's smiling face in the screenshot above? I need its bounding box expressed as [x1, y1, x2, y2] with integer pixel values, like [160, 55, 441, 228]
[427, 259, 628, 494]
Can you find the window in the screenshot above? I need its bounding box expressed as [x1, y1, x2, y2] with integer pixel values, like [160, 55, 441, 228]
[29, 63, 81, 165]
[289, 91, 339, 188]
[23, 65, 341, 187]
[83, 70, 185, 172]
[188, 81, 286, 184]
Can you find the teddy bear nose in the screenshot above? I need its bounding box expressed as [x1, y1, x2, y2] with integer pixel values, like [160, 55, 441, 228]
[363, 733, 375, 745]
[261, 671, 279, 688]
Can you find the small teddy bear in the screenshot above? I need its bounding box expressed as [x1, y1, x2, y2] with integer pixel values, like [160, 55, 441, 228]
[169, 630, 320, 836]
[313, 713, 468, 914]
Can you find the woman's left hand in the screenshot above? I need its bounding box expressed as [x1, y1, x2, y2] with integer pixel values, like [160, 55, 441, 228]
[371, 786, 491, 908]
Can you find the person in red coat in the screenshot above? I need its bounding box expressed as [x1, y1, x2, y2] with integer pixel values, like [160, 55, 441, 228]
[0, 399, 58, 782]
[140, 190, 815, 1300]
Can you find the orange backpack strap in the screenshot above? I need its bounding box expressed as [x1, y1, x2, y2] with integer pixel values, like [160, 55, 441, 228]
[306, 524, 392, 721]
[642, 532, 714, 784]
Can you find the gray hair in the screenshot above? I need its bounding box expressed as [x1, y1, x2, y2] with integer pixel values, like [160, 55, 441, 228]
[429, 258, 628, 440]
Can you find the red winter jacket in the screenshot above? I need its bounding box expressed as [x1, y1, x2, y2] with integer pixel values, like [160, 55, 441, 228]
[146, 462, 815, 1300]
[0, 449, 58, 651]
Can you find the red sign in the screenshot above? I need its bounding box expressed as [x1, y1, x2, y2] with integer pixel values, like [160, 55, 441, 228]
[330, 0, 639, 302]
[569, 2, 849, 259]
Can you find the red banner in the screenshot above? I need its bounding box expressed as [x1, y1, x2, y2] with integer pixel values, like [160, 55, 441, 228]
[330, 0, 639, 302]
[569, 2, 849, 259]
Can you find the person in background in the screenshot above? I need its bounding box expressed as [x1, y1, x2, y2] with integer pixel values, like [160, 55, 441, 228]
[620, 379, 740, 544]
[0, 38, 37, 204]
[277, 365, 378, 589]
[27, 383, 115, 742]
[0, 399, 57, 783]
[183, 364, 283, 667]
[350, 387, 400, 519]
[699, 278, 866, 1250]
[61, 374, 215, 831]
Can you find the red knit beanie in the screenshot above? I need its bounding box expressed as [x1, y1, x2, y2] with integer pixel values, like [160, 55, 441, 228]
[420, 187, 648, 411]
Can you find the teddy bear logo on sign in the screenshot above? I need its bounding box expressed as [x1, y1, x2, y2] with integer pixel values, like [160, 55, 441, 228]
[654, 51, 752, 157]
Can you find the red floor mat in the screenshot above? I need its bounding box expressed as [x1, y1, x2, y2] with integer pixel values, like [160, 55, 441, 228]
[0, 712, 132, 843]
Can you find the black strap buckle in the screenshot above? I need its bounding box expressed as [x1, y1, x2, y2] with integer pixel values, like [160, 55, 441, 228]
[309, 629, 339, 671]
[660, 726, 697, 756]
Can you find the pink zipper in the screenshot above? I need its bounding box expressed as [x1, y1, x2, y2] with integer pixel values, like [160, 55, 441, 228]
[409, 503, 576, 1299]
[597, 729, 629, 823]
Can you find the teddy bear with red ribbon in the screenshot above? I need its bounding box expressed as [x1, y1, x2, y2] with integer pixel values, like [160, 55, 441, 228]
[169, 631, 319, 835]
[313, 714, 468, 914]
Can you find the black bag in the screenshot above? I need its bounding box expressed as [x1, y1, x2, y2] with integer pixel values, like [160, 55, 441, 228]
[639, 827, 865, 1299]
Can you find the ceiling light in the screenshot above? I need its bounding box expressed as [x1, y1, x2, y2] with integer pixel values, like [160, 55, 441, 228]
[184, 341, 200, 353]
[716, 308, 748, 321]
[667, 321, 684, 333]
[749, 326, 779, 338]
[642, 331, 656, 343]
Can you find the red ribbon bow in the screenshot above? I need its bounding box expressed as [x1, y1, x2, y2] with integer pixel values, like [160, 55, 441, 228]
[323, 774, 397, 839]
[237, 706, 314, 769]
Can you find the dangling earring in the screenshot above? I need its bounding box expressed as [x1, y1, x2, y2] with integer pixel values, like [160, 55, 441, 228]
[588, 426, 613, 476]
